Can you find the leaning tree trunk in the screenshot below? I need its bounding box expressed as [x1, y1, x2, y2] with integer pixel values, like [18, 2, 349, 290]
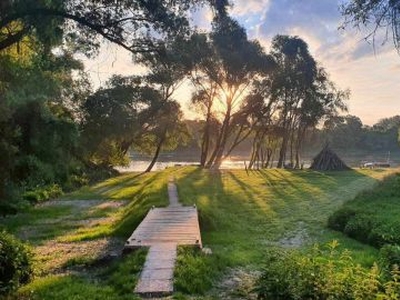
[145, 132, 166, 172]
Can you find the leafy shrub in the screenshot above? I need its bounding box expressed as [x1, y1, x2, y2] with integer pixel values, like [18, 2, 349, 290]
[22, 184, 63, 203]
[0, 230, 34, 295]
[368, 223, 400, 248]
[256, 241, 400, 300]
[343, 214, 377, 243]
[14, 155, 55, 187]
[328, 207, 356, 231]
[379, 244, 400, 276]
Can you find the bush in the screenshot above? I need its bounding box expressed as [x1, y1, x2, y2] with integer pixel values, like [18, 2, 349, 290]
[328, 207, 357, 231]
[368, 223, 400, 248]
[0, 230, 34, 295]
[379, 244, 400, 275]
[22, 184, 63, 204]
[343, 214, 377, 244]
[255, 241, 400, 300]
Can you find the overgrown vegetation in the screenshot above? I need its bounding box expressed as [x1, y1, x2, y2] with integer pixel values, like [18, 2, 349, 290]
[328, 173, 400, 247]
[256, 241, 400, 300]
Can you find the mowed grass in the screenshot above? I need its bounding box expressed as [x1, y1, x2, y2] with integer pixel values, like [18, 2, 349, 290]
[1, 166, 397, 299]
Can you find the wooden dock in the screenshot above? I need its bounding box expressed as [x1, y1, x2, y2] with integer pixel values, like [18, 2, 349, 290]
[125, 182, 202, 296]
[125, 206, 202, 248]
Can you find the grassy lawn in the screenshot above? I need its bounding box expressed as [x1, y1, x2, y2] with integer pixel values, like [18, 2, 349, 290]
[0, 167, 397, 299]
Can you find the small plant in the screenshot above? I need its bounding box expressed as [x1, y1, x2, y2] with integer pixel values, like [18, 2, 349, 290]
[0, 230, 34, 295]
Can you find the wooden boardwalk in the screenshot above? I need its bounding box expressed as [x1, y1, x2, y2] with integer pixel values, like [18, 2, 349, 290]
[125, 181, 202, 296]
[125, 206, 201, 247]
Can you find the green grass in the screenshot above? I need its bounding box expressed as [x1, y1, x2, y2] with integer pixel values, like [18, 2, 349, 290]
[1, 166, 397, 299]
[17, 250, 147, 300]
[175, 168, 390, 267]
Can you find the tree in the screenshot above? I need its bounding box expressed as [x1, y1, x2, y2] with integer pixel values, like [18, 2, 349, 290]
[189, 16, 274, 169]
[134, 101, 189, 172]
[0, 0, 208, 54]
[341, 0, 400, 52]
[324, 115, 363, 149]
[266, 35, 348, 169]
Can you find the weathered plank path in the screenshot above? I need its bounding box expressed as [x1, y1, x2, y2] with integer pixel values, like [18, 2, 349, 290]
[125, 180, 202, 297]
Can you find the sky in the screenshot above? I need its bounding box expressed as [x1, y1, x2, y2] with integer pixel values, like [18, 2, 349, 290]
[83, 0, 400, 126]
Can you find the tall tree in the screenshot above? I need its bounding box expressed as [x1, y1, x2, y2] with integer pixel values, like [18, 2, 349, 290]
[267, 35, 348, 168]
[189, 16, 274, 169]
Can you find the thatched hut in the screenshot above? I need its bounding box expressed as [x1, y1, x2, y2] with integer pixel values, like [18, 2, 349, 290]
[310, 145, 350, 171]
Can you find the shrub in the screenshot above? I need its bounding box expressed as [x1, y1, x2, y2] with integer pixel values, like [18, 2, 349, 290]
[328, 207, 356, 231]
[368, 223, 400, 248]
[22, 184, 63, 204]
[343, 214, 377, 244]
[379, 244, 400, 276]
[0, 230, 34, 295]
[255, 241, 397, 300]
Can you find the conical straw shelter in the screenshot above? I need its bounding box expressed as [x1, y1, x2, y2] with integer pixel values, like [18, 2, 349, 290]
[310, 145, 350, 171]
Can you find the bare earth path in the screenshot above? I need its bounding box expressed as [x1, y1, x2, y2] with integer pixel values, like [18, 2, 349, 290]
[126, 180, 202, 297]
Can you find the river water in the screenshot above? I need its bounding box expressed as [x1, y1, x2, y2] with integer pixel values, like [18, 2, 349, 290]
[115, 159, 248, 172]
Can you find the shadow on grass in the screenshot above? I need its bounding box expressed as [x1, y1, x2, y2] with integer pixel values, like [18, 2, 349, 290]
[175, 168, 379, 263]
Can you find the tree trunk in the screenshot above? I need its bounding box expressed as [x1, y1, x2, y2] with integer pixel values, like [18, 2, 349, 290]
[200, 107, 213, 167]
[145, 132, 166, 172]
[277, 134, 288, 168]
[206, 104, 231, 169]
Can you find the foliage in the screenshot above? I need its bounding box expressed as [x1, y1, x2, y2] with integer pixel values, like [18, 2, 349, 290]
[0, 0, 207, 55]
[328, 173, 400, 248]
[379, 244, 400, 277]
[256, 241, 400, 300]
[189, 15, 275, 169]
[328, 207, 357, 232]
[341, 0, 400, 52]
[22, 184, 63, 204]
[0, 230, 34, 295]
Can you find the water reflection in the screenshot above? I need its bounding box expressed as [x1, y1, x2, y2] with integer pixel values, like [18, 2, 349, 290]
[115, 159, 248, 172]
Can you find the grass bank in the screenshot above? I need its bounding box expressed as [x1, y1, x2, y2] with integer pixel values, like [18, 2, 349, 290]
[0, 167, 396, 299]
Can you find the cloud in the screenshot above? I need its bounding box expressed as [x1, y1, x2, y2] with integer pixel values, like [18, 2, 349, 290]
[190, 6, 213, 32]
[230, 0, 270, 17]
[233, 0, 387, 63]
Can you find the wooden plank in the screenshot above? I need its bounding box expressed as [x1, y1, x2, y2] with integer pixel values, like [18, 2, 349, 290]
[128, 181, 203, 296]
[125, 206, 202, 249]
